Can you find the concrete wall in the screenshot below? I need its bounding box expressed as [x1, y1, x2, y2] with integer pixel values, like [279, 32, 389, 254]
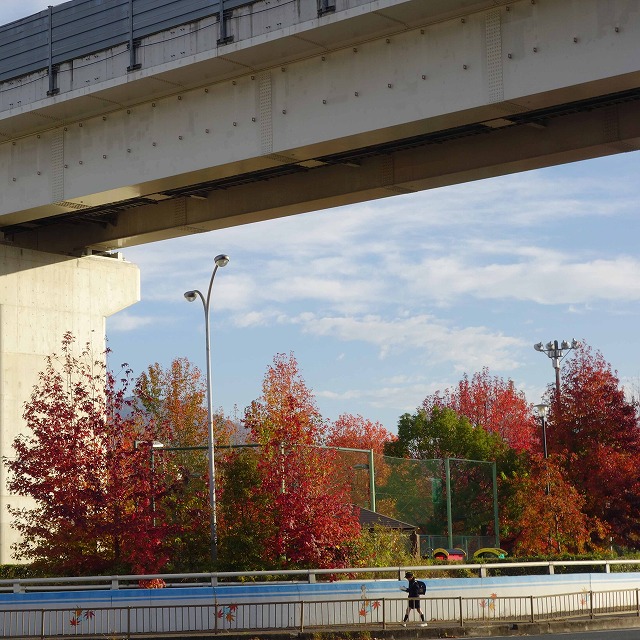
[0, 245, 139, 564]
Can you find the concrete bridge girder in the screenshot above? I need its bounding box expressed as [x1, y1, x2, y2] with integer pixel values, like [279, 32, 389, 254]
[1, 0, 640, 253]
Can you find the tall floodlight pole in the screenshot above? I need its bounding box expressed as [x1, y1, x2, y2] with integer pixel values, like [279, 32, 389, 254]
[534, 403, 550, 459]
[533, 339, 579, 395]
[184, 253, 230, 563]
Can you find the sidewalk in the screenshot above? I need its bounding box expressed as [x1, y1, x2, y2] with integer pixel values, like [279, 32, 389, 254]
[172, 614, 640, 640]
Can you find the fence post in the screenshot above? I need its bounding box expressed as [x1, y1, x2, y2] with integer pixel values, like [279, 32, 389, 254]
[127, 606, 131, 640]
[300, 600, 305, 632]
[589, 591, 594, 619]
[382, 598, 386, 629]
[214, 599, 218, 634]
[459, 596, 464, 627]
[530, 595, 534, 623]
[40, 609, 45, 640]
[636, 588, 639, 617]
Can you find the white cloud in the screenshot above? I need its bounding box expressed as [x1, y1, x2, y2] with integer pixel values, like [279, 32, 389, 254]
[108, 313, 156, 332]
[288, 312, 524, 371]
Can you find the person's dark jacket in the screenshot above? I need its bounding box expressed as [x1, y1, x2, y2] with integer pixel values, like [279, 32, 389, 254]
[407, 578, 420, 598]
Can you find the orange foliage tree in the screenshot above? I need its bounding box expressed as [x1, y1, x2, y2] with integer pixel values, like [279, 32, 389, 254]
[502, 455, 606, 555]
[325, 414, 396, 512]
[135, 358, 238, 571]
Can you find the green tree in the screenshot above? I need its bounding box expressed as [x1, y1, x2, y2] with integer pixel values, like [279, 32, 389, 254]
[386, 406, 511, 462]
[385, 406, 521, 540]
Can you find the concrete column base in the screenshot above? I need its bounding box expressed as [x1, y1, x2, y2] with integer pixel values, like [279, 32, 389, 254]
[0, 245, 140, 564]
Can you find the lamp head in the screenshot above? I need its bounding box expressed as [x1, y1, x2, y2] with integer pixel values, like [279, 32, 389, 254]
[184, 291, 197, 302]
[545, 341, 555, 351]
[214, 254, 230, 268]
[571, 339, 580, 349]
[560, 340, 570, 350]
[533, 342, 543, 352]
[534, 403, 549, 419]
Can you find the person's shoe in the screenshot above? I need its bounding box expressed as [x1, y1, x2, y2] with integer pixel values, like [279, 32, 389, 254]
[420, 622, 428, 627]
[401, 622, 407, 627]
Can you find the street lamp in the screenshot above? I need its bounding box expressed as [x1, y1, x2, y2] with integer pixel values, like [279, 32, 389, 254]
[184, 253, 230, 563]
[534, 403, 549, 459]
[533, 339, 579, 395]
[134, 440, 164, 524]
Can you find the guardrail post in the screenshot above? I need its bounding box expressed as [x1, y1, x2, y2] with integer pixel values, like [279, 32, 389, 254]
[459, 596, 464, 627]
[480, 566, 487, 578]
[300, 600, 305, 632]
[127, 606, 131, 640]
[40, 609, 45, 640]
[530, 595, 534, 622]
[308, 570, 316, 583]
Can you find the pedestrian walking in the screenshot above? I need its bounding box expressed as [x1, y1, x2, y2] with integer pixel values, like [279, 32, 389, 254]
[400, 571, 427, 626]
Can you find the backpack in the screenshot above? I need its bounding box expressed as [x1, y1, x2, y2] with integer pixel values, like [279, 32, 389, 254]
[417, 580, 427, 595]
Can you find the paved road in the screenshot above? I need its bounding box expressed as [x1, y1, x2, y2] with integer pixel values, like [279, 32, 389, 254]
[476, 630, 640, 639]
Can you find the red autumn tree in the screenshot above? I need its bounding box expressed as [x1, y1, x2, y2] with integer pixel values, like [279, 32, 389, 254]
[5, 333, 169, 575]
[241, 353, 361, 569]
[550, 343, 640, 547]
[423, 368, 539, 453]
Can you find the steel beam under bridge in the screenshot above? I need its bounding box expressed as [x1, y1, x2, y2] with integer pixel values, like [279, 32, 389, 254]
[1, 0, 640, 255]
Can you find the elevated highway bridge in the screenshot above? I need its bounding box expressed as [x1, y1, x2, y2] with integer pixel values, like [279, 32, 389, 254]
[0, 0, 639, 562]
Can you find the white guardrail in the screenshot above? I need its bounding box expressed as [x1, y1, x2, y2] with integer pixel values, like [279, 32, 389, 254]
[4, 559, 640, 591]
[1, 561, 640, 638]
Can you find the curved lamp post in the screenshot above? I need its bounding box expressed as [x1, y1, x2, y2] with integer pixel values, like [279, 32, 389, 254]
[184, 253, 230, 563]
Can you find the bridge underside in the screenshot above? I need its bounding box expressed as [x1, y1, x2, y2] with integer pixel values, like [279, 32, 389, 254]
[1, 0, 640, 255]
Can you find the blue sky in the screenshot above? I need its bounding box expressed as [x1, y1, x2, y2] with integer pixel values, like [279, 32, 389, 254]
[4, 2, 640, 432]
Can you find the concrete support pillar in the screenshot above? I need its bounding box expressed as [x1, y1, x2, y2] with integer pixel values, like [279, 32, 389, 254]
[0, 245, 140, 564]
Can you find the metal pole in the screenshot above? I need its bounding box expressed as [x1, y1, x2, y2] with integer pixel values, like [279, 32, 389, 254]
[127, 0, 141, 71]
[492, 461, 499, 548]
[445, 457, 453, 548]
[47, 6, 59, 96]
[203, 264, 219, 563]
[368, 448, 376, 512]
[541, 414, 549, 459]
[185, 255, 229, 563]
[151, 448, 156, 526]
